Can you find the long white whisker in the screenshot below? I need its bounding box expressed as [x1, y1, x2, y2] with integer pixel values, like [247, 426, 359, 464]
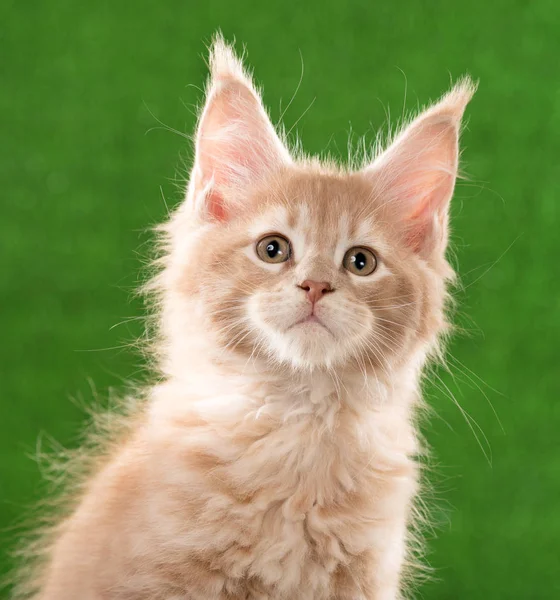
[431, 371, 493, 466]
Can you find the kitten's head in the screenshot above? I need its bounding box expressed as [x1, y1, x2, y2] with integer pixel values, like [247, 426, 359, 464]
[158, 37, 475, 375]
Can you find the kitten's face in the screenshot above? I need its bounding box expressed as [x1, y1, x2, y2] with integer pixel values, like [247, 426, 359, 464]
[183, 173, 430, 372]
[161, 38, 473, 376]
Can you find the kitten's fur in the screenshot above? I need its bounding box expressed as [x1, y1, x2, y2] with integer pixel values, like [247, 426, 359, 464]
[16, 37, 475, 599]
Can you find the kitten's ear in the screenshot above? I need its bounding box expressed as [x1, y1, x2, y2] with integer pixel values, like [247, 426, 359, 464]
[188, 36, 291, 221]
[364, 77, 476, 258]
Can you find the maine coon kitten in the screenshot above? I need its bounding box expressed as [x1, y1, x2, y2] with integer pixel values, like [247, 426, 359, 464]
[17, 37, 476, 600]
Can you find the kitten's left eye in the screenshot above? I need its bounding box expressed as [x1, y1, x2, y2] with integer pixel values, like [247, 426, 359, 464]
[343, 246, 378, 276]
[256, 235, 291, 264]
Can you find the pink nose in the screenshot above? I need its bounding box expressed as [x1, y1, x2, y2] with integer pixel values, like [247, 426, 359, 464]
[299, 280, 332, 304]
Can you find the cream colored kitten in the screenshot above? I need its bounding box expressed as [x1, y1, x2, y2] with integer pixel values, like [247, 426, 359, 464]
[16, 36, 475, 600]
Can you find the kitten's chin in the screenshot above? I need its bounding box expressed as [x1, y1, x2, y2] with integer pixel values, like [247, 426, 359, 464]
[264, 321, 343, 370]
[247, 296, 373, 370]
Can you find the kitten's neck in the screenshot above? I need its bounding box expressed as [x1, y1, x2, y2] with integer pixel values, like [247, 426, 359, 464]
[151, 333, 425, 427]
[156, 299, 427, 413]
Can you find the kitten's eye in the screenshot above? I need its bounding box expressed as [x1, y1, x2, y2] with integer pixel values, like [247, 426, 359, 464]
[256, 235, 291, 264]
[343, 247, 377, 276]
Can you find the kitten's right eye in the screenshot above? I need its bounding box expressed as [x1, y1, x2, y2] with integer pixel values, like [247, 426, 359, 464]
[343, 246, 378, 276]
[256, 235, 291, 264]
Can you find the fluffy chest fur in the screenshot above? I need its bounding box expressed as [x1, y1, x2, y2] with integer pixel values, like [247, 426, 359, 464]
[137, 375, 419, 599]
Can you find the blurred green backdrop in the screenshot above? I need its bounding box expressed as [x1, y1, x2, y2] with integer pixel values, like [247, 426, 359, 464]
[1, 0, 559, 598]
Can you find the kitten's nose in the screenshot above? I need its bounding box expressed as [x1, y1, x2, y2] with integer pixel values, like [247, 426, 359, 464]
[299, 280, 332, 304]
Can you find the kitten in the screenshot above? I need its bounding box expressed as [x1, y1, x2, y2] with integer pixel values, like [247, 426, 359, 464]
[17, 36, 475, 600]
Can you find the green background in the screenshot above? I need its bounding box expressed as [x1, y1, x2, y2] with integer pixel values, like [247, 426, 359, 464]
[2, 1, 559, 598]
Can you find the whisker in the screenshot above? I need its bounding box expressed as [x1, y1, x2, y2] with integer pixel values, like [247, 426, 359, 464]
[277, 49, 305, 126]
[446, 354, 505, 433]
[109, 316, 145, 331]
[461, 235, 521, 290]
[431, 371, 493, 466]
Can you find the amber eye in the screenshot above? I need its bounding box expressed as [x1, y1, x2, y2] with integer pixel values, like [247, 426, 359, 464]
[256, 235, 291, 264]
[343, 247, 377, 276]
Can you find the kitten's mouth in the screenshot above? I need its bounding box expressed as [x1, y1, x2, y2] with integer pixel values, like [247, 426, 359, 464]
[291, 313, 333, 336]
[301, 314, 320, 324]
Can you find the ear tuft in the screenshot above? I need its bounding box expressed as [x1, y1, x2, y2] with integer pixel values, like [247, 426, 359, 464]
[208, 34, 251, 86]
[436, 75, 478, 119]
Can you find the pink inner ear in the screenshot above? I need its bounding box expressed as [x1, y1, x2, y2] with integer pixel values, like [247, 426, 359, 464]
[367, 115, 460, 255]
[402, 168, 456, 255]
[193, 79, 289, 221]
[207, 188, 227, 221]
[192, 169, 228, 221]
[406, 169, 455, 221]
